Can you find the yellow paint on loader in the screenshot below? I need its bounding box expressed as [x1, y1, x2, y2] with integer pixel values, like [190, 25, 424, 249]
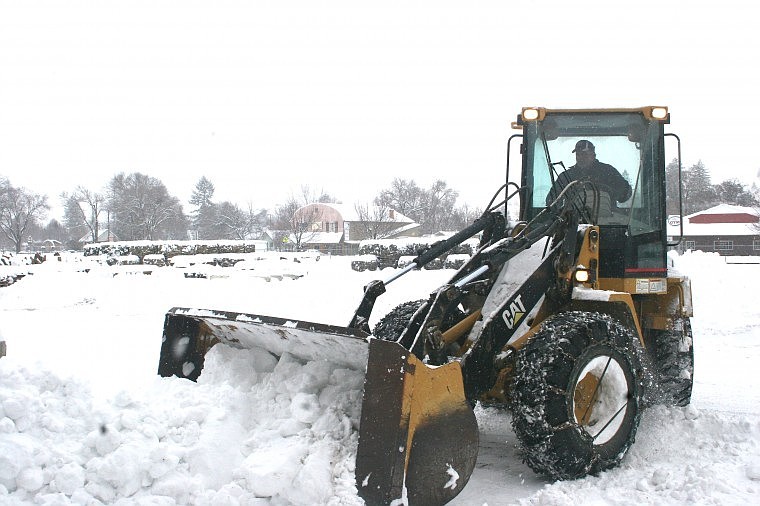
[356, 339, 479, 506]
[574, 372, 600, 425]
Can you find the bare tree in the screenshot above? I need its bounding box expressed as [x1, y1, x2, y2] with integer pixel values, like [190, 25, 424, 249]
[216, 201, 266, 240]
[107, 172, 186, 240]
[62, 186, 106, 243]
[0, 183, 49, 252]
[354, 201, 402, 240]
[421, 180, 459, 233]
[375, 178, 426, 220]
[374, 178, 463, 234]
[299, 184, 339, 205]
[42, 219, 69, 246]
[449, 203, 483, 230]
[0, 177, 8, 200]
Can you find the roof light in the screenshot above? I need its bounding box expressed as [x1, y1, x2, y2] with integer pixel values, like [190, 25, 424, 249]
[650, 106, 668, 120]
[522, 108, 540, 121]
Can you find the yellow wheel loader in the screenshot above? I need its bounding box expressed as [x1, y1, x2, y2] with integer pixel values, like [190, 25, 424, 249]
[158, 106, 693, 505]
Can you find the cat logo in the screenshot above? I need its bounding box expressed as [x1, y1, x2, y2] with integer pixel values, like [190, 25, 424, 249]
[502, 294, 526, 330]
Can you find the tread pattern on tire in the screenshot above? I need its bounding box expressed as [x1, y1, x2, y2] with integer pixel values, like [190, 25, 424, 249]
[647, 317, 694, 407]
[509, 311, 645, 480]
[372, 299, 427, 348]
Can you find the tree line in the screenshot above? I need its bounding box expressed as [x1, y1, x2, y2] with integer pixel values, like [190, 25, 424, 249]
[0, 172, 482, 253]
[1, 162, 758, 253]
[666, 160, 758, 215]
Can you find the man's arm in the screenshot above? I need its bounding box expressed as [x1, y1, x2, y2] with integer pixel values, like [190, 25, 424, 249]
[600, 163, 632, 203]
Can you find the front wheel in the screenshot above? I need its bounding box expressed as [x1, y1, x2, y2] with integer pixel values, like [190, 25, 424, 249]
[510, 311, 644, 479]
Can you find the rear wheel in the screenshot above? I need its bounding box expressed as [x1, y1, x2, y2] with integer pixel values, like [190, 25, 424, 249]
[372, 299, 427, 349]
[510, 311, 644, 479]
[645, 317, 694, 407]
[373, 299, 465, 357]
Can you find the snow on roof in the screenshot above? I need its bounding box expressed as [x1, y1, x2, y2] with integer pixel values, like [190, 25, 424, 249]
[668, 204, 760, 237]
[378, 221, 421, 239]
[687, 204, 758, 218]
[79, 229, 118, 243]
[301, 231, 344, 244]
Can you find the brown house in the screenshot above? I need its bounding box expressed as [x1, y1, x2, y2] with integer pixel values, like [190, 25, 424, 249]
[668, 204, 760, 256]
[292, 203, 420, 255]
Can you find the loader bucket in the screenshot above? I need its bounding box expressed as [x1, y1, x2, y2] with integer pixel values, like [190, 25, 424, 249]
[356, 339, 479, 506]
[158, 307, 371, 380]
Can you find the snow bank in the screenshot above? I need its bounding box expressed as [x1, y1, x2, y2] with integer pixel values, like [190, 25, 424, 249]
[0, 344, 365, 505]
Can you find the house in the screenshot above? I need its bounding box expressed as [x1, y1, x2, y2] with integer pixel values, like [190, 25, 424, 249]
[292, 203, 421, 255]
[257, 230, 278, 252]
[668, 204, 760, 255]
[79, 229, 118, 245]
[40, 239, 63, 252]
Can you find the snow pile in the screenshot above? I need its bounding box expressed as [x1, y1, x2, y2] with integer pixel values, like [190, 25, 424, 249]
[0, 344, 365, 505]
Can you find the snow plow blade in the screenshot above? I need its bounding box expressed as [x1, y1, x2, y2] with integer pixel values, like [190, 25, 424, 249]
[159, 309, 479, 505]
[356, 339, 479, 506]
[158, 307, 371, 380]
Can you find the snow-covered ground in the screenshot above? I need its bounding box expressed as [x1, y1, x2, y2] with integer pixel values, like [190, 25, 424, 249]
[0, 250, 758, 505]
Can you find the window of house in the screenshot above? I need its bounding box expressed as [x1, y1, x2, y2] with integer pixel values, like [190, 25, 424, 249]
[685, 240, 696, 250]
[714, 240, 733, 251]
[753, 239, 760, 251]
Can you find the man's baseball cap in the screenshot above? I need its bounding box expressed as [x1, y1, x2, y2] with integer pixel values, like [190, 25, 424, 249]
[572, 140, 595, 153]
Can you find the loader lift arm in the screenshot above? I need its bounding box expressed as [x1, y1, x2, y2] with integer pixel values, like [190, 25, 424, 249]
[347, 210, 503, 333]
[398, 185, 584, 366]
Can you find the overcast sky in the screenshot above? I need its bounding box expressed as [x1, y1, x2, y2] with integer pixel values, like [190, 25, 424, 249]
[1, 0, 759, 221]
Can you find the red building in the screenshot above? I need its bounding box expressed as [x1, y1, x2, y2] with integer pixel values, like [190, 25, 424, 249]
[668, 204, 760, 256]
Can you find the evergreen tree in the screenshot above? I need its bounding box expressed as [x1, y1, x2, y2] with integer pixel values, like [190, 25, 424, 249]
[714, 179, 758, 207]
[665, 158, 682, 215]
[189, 177, 218, 239]
[682, 161, 717, 214]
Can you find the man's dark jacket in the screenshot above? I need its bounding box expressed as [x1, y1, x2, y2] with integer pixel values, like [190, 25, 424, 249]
[546, 160, 632, 205]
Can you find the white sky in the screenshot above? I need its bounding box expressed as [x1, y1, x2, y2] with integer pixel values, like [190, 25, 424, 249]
[2, 0, 759, 221]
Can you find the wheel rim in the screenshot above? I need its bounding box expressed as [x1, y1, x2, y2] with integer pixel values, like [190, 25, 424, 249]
[572, 355, 631, 445]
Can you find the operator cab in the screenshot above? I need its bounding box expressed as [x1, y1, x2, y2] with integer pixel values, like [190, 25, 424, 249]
[511, 107, 673, 281]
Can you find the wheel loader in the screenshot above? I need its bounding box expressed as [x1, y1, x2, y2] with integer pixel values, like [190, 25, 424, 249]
[158, 106, 694, 505]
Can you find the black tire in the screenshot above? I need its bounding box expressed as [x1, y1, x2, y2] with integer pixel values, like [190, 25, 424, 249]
[510, 311, 644, 480]
[373, 300, 465, 356]
[645, 317, 694, 407]
[373, 299, 428, 349]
